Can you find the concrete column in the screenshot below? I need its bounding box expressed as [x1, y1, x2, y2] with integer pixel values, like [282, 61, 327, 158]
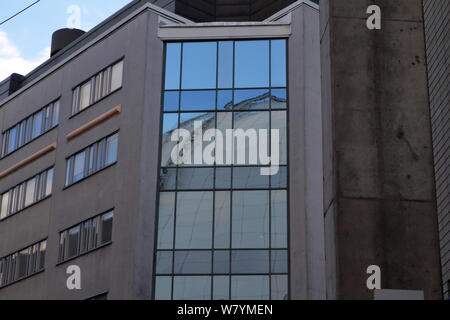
[321, 0, 442, 299]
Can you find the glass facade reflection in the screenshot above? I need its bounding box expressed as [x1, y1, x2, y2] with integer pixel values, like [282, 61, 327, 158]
[155, 39, 288, 300]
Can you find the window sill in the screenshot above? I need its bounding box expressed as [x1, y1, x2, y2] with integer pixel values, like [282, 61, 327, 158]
[56, 241, 113, 267]
[63, 162, 117, 191]
[0, 195, 52, 224]
[0, 269, 45, 290]
[69, 87, 122, 120]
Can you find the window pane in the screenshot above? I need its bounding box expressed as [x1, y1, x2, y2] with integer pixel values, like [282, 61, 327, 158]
[179, 112, 215, 166]
[45, 168, 54, 197]
[165, 43, 182, 90]
[110, 60, 123, 92]
[7, 127, 17, 153]
[79, 81, 92, 111]
[217, 90, 233, 110]
[89, 218, 99, 251]
[163, 91, 180, 112]
[271, 250, 288, 273]
[24, 177, 37, 207]
[0, 193, 9, 219]
[271, 89, 287, 110]
[65, 158, 73, 186]
[156, 251, 173, 275]
[214, 251, 230, 274]
[96, 140, 106, 170]
[218, 41, 233, 89]
[271, 275, 288, 300]
[271, 40, 287, 87]
[232, 191, 269, 248]
[213, 276, 230, 300]
[59, 232, 67, 262]
[173, 276, 211, 300]
[215, 168, 231, 189]
[234, 111, 270, 165]
[18, 121, 26, 146]
[233, 167, 269, 189]
[271, 191, 288, 248]
[100, 211, 114, 244]
[161, 114, 179, 167]
[158, 193, 175, 249]
[182, 42, 217, 90]
[68, 226, 80, 258]
[73, 151, 86, 183]
[271, 166, 287, 188]
[175, 192, 213, 249]
[216, 113, 233, 164]
[231, 276, 270, 300]
[231, 250, 269, 274]
[105, 133, 119, 166]
[180, 90, 216, 111]
[235, 41, 269, 88]
[174, 251, 212, 274]
[177, 168, 214, 190]
[101, 68, 111, 97]
[160, 168, 177, 190]
[38, 241, 46, 270]
[214, 191, 230, 249]
[155, 276, 172, 300]
[271, 111, 287, 165]
[17, 249, 29, 279]
[80, 220, 91, 254]
[234, 89, 270, 110]
[52, 101, 60, 126]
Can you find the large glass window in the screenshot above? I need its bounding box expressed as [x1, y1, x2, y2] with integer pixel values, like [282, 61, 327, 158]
[72, 60, 124, 115]
[65, 133, 119, 187]
[0, 168, 54, 221]
[58, 210, 114, 263]
[0, 240, 46, 288]
[155, 39, 289, 300]
[1, 100, 60, 157]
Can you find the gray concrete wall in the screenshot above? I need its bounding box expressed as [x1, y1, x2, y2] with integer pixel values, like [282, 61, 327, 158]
[289, 4, 326, 299]
[423, 0, 450, 300]
[320, 0, 442, 299]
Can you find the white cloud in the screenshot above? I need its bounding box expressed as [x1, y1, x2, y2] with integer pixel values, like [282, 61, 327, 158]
[0, 30, 50, 81]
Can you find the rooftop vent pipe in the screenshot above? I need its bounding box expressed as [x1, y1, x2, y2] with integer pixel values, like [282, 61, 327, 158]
[51, 28, 85, 57]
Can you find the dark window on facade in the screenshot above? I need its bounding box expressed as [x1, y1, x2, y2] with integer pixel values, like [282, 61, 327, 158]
[0, 168, 54, 221]
[0, 240, 46, 288]
[1, 100, 60, 157]
[71, 60, 123, 115]
[65, 133, 118, 186]
[58, 210, 114, 263]
[155, 39, 289, 300]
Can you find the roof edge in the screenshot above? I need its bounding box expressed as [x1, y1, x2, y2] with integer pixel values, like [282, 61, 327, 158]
[264, 0, 319, 22]
[0, 1, 191, 107]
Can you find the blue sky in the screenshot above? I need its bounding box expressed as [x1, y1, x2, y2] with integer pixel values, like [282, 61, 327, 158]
[0, 0, 132, 79]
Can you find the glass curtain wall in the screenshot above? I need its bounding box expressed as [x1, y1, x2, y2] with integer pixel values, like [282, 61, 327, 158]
[155, 39, 289, 300]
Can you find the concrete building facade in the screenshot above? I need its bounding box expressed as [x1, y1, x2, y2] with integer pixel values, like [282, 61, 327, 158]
[0, 0, 445, 300]
[0, 0, 326, 300]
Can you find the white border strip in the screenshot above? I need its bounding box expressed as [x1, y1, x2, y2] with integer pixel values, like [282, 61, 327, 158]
[264, 0, 319, 22]
[158, 23, 291, 40]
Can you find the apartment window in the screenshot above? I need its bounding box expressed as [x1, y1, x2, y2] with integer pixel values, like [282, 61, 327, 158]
[0, 168, 54, 221]
[58, 210, 114, 263]
[65, 133, 118, 186]
[72, 60, 124, 115]
[0, 240, 47, 288]
[155, 40, 289, 300]
[1, 100, 60, 157]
